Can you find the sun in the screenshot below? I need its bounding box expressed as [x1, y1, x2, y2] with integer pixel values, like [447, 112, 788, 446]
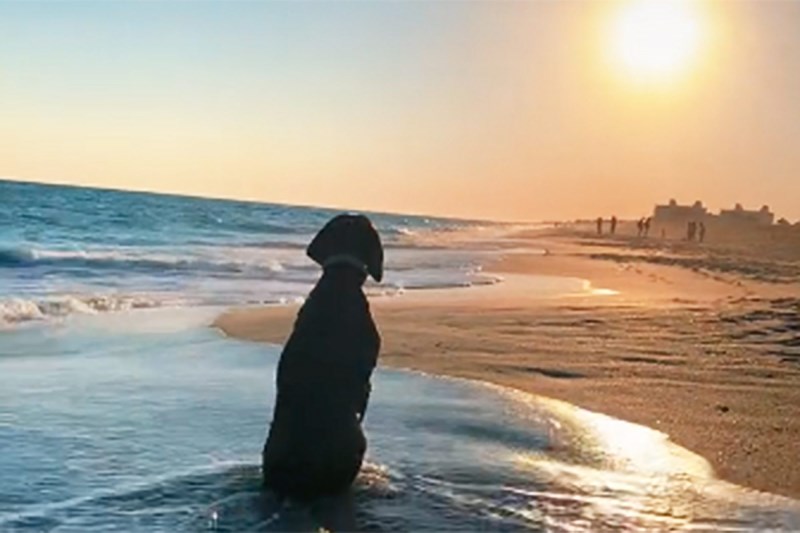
[608, 0, 705, 84]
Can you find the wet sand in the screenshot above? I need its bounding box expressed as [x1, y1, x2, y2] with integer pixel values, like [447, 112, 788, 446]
[214, 229, 800, 499]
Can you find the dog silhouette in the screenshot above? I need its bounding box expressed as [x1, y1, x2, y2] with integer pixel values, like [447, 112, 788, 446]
[262, 214, 383, 501]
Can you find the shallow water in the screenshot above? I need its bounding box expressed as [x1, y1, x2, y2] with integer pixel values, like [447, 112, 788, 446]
[1, 311, 798, 532]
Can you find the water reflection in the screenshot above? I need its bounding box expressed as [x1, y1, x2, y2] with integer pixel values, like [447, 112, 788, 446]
[0, 318, 798, 531]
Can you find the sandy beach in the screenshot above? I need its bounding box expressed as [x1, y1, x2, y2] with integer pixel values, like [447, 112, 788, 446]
[214, 227, 800, 500]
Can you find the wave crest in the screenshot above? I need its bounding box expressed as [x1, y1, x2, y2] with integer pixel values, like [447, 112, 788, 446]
[0, 295, 163, 326]
[0, 247, 36, 266]
[0, 246, 290, 278]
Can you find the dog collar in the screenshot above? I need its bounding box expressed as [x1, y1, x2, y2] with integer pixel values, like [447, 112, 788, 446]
[322, 254, 368, 274]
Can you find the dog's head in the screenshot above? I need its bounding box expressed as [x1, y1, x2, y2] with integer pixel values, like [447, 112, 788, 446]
[307, 214, 384, 283]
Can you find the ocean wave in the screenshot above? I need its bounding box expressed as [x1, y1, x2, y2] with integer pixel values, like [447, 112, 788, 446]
[0, 243, 489, 280]
[0, 272, 501, 327]
[232, 239, 455, 252]
[228, 239, 308, 250]
[0, 247, 35, 266]
[374, 273, 502, 293]
[395, 226, 417, 237]
[0, 241, 502, 329]
[0, 246, 290, 278]
[229, 227, 481, 250]
[0, 295, 165, 325]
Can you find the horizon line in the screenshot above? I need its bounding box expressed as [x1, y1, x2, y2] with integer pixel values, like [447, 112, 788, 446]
[0, 176, 512, 226]
[3, 175, 795, 225]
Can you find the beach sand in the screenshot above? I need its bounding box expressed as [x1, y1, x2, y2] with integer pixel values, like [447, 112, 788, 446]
[214, 228, 800, 499]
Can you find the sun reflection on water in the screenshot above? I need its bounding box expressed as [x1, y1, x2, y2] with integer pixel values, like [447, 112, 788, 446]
[484, 385, 792, 529]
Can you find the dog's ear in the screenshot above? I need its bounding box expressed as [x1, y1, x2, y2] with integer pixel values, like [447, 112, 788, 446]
[306, 216, 339, 267]
[363, 221, 383, 283]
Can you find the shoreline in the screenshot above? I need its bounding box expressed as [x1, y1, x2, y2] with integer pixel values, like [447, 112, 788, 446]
[214, 230, 800, 499]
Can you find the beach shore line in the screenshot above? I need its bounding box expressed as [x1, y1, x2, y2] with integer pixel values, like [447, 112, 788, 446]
[214, 229, 800, 499]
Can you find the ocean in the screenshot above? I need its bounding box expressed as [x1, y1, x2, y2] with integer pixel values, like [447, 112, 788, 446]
[1, 180, 799, 531]
[0, 180, 510, 326]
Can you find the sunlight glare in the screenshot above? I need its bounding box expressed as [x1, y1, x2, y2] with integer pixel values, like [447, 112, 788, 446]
[608, 0, 705, 84]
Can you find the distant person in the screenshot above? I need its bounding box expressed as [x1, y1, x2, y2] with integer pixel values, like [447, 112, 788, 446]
[644, 217, 651, 237]
[610, 216, 618, 235]
[687, 221, 696, 242]
[698, 221, 706, 243]
[596, 217, 603, 235]
[660, 228, 666, 239]
[637, 218, 645, 237]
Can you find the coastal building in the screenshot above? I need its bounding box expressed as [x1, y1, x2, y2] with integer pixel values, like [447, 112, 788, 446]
[652, 199, 775, 227]
[718, 204, 774, 227]
[652, 199, 708, 224]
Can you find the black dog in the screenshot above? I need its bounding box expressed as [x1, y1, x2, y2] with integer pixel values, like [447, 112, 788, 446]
[262, 214, 383, 501]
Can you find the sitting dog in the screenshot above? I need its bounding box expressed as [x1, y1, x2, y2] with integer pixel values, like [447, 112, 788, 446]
[262, 214, 383, 501]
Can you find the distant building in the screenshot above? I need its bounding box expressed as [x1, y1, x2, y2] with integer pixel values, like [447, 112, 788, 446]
[652, 199, 707, 224]
[718, 204, 774, 227]
[650, 199, 777, 238]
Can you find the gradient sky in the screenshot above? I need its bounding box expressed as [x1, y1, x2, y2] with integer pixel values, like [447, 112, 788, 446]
[2, 1, 799, 221]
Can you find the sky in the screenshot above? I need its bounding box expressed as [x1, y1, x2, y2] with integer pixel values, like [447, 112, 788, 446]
[2, 1, 799, 222]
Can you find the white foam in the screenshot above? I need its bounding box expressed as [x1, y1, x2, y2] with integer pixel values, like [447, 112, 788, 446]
[0, 298, 45, 323]
[1, 222, 545, 330]
[0, 294, 164, 325]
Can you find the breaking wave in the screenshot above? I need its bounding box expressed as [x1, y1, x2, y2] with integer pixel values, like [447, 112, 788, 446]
[1, 181, 523, 329]
[0, 246, 290, 277]
[0, 294, 166, 326]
